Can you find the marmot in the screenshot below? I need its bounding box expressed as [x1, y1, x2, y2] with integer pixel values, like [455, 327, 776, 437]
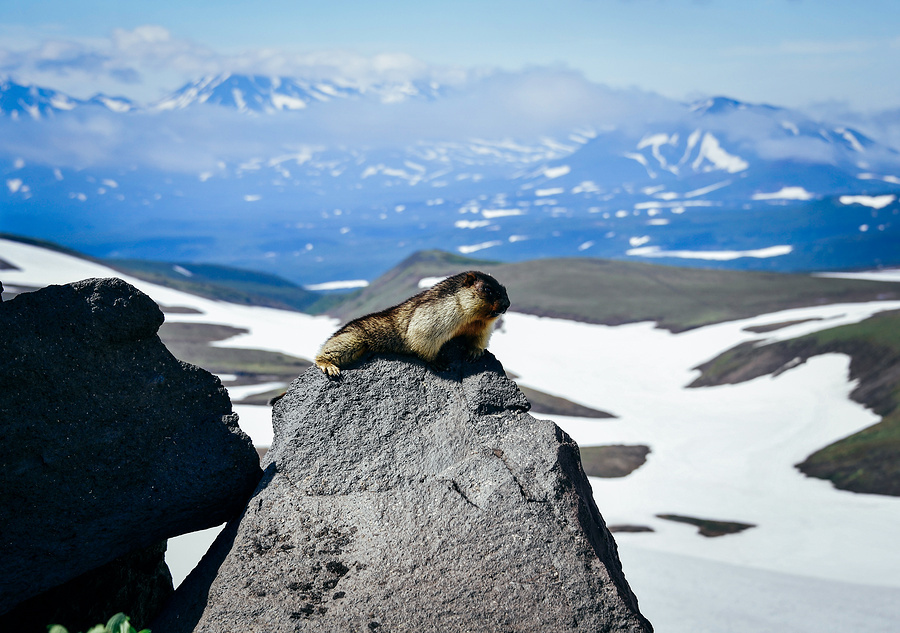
[315, 270, 510, 376]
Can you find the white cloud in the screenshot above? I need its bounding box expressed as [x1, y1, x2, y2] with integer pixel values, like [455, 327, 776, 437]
[0, 26, 461, 101]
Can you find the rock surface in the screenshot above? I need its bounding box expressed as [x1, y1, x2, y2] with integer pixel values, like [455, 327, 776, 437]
[2, 542, 173, 632]
[0, 278, 262, 617]
[156, 344, 653, 632]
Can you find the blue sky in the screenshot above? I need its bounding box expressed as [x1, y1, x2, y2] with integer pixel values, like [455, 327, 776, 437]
[2, 0, 899, 111]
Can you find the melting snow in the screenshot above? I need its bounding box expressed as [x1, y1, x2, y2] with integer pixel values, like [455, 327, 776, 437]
[572, 181, 600, 194]
[481, 209, 524, 219]
[752, 187, 815, 201]
[684, 180, 731, 198]
[417, 276, 448, 289]
[270, 93, 307, 110]
[458, 240, 503, 254]
[839, 194, 896, 209]
[455, 220, 492, 229]
[628, 245, 793, 260]
[836, 127, 865, 153]
[304, 279, 369, 291]
[542, 165, 571, 179]
[858, 173, 900, 185]
[692, 133, 749, 174]
[629, 236, 651, 247]
[781, 121, 800, 136]
[490, 302, 900, 588]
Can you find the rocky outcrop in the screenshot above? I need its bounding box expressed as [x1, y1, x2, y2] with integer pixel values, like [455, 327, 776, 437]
[156, 343, 653, 632]
[0, 278, 262, 625]
[1, 542, 173, 633]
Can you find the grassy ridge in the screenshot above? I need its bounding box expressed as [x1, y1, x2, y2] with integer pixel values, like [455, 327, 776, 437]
[328, 250, 900, 331]
[692, 310, 900, 496]
[106, 259, 325, 312]
[157, 322, 312, 380]
[795, 311, 900, 496]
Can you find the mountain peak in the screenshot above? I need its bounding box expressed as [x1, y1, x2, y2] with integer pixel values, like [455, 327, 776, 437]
[152, 73, 446, 113]
[689, 96, 782, 116]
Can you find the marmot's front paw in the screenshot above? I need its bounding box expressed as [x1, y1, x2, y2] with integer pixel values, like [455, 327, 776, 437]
[316, 360, 342, 378]
[466, 348, 486, 362]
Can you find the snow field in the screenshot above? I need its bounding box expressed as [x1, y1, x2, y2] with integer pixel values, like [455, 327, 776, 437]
[490, 309, 900, 587]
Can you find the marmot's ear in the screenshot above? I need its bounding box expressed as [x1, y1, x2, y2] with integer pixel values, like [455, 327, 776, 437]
[463, 271, 477, 286]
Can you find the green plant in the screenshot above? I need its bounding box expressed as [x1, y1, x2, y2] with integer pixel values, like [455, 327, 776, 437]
[47, 612, 149, 633]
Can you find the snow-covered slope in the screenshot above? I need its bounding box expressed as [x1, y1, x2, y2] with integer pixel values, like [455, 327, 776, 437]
[0, 78, 134, 118]
[3, 237, 900, 631]
[153, 73, 445, 113]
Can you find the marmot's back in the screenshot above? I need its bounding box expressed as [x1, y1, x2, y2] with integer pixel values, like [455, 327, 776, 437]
[315, 271, 509, 376]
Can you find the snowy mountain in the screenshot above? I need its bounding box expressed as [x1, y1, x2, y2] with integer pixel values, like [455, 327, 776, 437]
[1, 76, 899, 282]
[0, 79, 79, 119]
[153, 74, 361, 113]
[154, 73, 446, 113]
[0, 78, 135, 118]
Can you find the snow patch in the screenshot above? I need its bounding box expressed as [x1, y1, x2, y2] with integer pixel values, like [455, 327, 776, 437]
[542, 165, 571, 179]
[752, 187, 815, 201]
[693, 133, 749, 174]
[839, 195, 896, 209]
[455, 220, 492, 229]
[629, 236, 651, 248]
[572, 181, 600, 194]
[628, 245, 793, 260]
[858, 173, 900, 185]
[481, 208, 524, 219]
[271, 93, 307, 110]
[304, 279, 369, 291]
[458, 240, 503, 254]
[418, 276, 448, 289]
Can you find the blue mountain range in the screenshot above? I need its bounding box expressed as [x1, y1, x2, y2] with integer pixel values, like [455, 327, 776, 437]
[1, 75, 898, 283]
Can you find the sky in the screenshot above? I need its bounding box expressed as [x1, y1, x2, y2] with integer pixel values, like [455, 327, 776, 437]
[2, 0, 899, 112]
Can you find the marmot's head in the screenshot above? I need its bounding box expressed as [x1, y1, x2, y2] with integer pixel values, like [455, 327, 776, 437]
[462, 271, 510, 318]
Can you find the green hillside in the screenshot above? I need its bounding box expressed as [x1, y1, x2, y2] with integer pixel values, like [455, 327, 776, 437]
[106, 258, 325, 312]
[692, 310, 900, 497]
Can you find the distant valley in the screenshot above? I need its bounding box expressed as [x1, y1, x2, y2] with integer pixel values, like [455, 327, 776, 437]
[2, 74, 899, 284]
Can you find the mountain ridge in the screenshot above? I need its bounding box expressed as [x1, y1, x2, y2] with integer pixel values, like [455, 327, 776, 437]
[2, 75, 899, 281]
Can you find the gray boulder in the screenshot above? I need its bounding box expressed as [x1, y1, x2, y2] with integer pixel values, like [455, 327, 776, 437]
[0, 278, 262, 622]
[157, 344, 653, 632]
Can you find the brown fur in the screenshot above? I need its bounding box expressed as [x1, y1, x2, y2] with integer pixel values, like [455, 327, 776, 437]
[315, 270, 510, 376]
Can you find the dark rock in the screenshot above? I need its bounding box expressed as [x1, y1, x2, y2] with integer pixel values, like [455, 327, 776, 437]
[655, 514, 756, 538]
[156, 344, 653, 632]
[580, 445, 651, 478]
[517, 383, 616, 419]
[0, 278, 262, 616]
[1, 541, 172, 632]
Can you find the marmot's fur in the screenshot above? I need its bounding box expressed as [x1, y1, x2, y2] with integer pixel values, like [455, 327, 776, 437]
[315, 270, 510, 376]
